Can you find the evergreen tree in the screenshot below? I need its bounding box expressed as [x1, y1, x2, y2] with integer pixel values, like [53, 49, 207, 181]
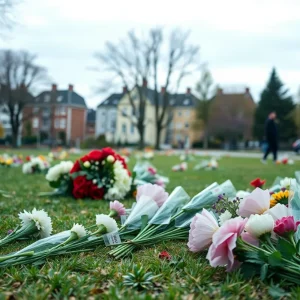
[253, 68, 296, 142]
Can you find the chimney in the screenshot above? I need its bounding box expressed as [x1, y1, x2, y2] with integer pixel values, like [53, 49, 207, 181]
[217, 88, 223, 95]
[52, 84, 57, 91]
[245, 87, 250, 94]
[161, 86, 166, 94]
[123, 86, 127, 93]
[186, 87, 191, 94]
[142, 79, 147, 87]
[68, 84, 74, 91]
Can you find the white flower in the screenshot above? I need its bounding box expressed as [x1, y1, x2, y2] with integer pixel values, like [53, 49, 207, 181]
[71, 223, 87, 238]
[104, 160, 132, 200]
[280, 177, 296, 189]
[46, 161, 74, 182]
[107, 155, 115, 163]
[96, 214, 118, 233]
[92, 179, 97, 184]
[236, 190, 250, 199]
[18, 208, 52, 238]
[83, 161, 91, 168]
[245, 214, 274, 237]
[218, 210, 232, 225]
[265, 203, 290, 221]
[22, 162, 33, 174]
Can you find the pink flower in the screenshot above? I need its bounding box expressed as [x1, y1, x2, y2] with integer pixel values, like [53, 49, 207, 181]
[109, 200, 126, 218]
[187, 209, 219, 252]
[148, 167, 157, 175]
[238, 188, 270, 217]
[136, 183, 169, 207]
[274, 216, 300, 236]
[241, 232, 259, 247]
[155, 179, 165, 188]
[206, 217, 248, 272]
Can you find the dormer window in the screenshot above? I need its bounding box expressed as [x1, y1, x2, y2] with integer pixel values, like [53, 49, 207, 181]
[44, 94, 51, 102]
[183, 99, 189, 105]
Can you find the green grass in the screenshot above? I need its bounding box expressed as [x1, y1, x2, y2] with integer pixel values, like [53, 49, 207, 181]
[0, 151, 299, 299]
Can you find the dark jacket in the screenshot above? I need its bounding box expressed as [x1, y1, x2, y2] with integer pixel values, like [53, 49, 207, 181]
[265, 118, 278, 142]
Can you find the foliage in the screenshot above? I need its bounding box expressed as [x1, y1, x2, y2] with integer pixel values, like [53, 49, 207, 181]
[253, 68, 296, 141]
[80, 135, 112, 149]
[0, 123, 4, 138]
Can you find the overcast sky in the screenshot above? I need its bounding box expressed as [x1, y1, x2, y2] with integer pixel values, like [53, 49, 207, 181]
[1, 0, 300, 108]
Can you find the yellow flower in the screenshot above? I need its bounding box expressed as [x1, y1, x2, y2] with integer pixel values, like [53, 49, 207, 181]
[270, 190, 290, 207]
[5, 159, 13, 165]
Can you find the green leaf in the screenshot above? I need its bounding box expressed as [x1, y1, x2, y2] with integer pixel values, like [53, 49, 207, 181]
[268, 251, 283, 267]
[260, 264, 268, 281]
[268, 284, 289, 299]
[277, 238, 296, 259]
[296, 240, 300, 255]
[240, 262, 260, 279]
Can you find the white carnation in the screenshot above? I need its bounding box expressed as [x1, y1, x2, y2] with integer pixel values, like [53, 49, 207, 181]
[104, 160, 132, 200]
[245, 214, 274, 237]
[46, 161, 74, 182]
[218, 210, 232, 225]
[96, 214, 118, 233]
[18, 208, 52, 238]
[236, 190, 250, 199]
[71, 223, 86, 238]
[22, 162, 33, 174]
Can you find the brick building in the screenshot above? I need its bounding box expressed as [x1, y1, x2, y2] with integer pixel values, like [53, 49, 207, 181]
[23, 84, 87, 146]
[86, 109, 96, 138]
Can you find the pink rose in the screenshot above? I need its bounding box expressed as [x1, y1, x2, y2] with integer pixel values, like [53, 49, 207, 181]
[274, 216, 300, 237]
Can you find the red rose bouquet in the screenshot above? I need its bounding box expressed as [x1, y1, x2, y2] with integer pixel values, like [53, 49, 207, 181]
[70, 148, 132, 201]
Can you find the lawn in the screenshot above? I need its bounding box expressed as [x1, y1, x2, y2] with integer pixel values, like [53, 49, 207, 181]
[0, 151, 300, 299]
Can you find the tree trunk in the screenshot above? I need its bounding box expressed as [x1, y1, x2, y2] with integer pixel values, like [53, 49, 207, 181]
[155, 124, 161, 150]
[138, 125, 145, 150]
[11, 130, 18, 148]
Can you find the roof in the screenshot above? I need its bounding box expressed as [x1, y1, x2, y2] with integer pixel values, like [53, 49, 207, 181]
[87, 109, 96, 123]
[98, 88, 198, 108]
[97, 93, 123, 107]
[34, 90, 87, 107]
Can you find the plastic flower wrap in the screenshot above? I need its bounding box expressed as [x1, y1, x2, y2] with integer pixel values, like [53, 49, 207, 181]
[70, 148, 132, 201]
[22, 157, 50, 174]
[133, 161, 169, 187]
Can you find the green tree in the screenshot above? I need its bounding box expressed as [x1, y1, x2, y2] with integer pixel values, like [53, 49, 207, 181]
[253, 68, 296, 142]
[194, 67, 215, 148]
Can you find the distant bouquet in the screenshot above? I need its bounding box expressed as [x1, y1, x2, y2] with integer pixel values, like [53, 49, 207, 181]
[172, 162, 188, 172]
[22, 156, 50, 174]
[70, 148, 132, 201]
[133, 161, 169, 188]
[0, 154, 23, 167]
[194, 158, 218, 171]
[48, 150, 69, 161]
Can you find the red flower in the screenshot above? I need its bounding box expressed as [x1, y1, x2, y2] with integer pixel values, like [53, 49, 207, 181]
[158, 251, 172, 260]
[70, 160, 81, 174]
[87, 150, 104, 161]
[26, 156, 31, 161]
[274, 216, 300, 236]
[72, 176, 90, 199]
[250, 178, 266, 188]
[282, 158, 288, 165]
[89, 184, 105, 200]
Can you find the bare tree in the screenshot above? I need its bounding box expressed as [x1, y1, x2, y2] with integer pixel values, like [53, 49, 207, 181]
[151, 29, 200, 149]
[94, 31, 153, 149]
[194, 67, 215, 149]
[0, 49, 48, 147]
[0, 0, 19, 34]
[95, 28, 200, 149]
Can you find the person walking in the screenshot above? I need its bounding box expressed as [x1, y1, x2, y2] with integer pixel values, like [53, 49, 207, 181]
[261, 111, 278, 163]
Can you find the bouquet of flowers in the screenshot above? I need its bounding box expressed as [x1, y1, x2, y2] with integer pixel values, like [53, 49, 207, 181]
[194, 158, 218, 171]
[188, 179, 300, 284]
[172, 162, 188, 172]
[70, 148, 132, 200]
[22, 156, 50, 174]
[0, 154, 23, 167]
[39, 161, 74, 197]
[133, 161, 169, 188]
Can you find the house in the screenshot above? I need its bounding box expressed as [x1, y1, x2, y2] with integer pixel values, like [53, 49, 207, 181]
[206, 87, 256, 144]
[166, 88, 199, 147]
[23, 84, 87, 146]
[0, 106, 11, 138]
[86, 109, 96, 138]
[95, 88, 126, 142]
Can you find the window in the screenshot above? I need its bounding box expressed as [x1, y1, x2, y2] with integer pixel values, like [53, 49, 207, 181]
[131, 123, 135, 134]
[176, 123, 183, 129]
[122, 108, 127, 116]
[43, 107, 50, 116]
[60, 118, 66, 129]
[185, 110, 190, 117]
[44, 94, 51, 102]
[60, 106, 66, 115]
[33, 107, 39, 114]
[54, 119, 59, 129]
[57, 95, 63, 102]
[42, 117, 50, 127]
[185, 122, 189, 128]
[177, 111, 182, 117]
[32, 117, 39, 128]
[183, 99, 190, 105]
[122, 123, 127, 134]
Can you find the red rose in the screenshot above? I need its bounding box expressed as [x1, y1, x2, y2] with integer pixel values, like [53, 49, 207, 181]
[158, 251, 171, 260]
[250, 178, 266, 188]
[87, 150, 103, 161]
[70, 161, 81, 173]
[89, 184, 105, 200]
[102, 147, 115, 158]
[26, 156, 31, 161]
[72, 175, 90, 199]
